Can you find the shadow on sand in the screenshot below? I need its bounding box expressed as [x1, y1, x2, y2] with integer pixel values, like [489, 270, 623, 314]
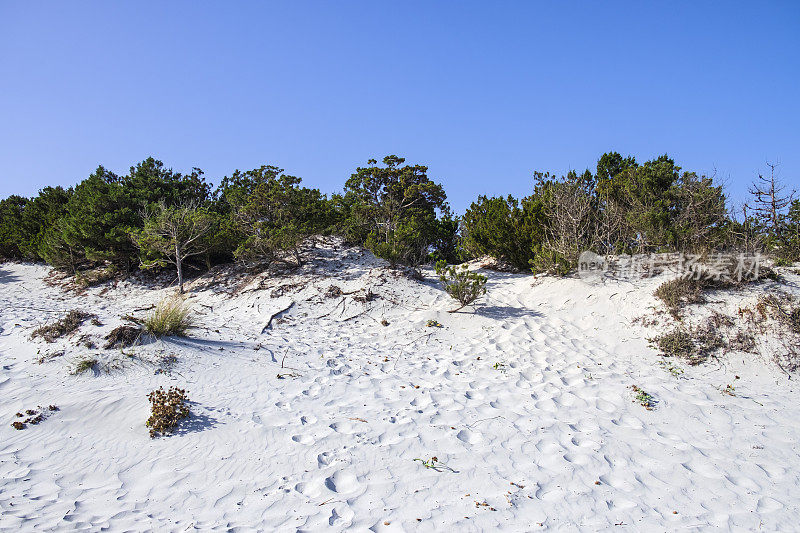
[0, 266, 22, 285]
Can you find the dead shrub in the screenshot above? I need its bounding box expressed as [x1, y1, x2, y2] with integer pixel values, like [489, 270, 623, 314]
[104, 325, 143, 349]
[32, 310, 94, 343]
[146, 386, 190, 438]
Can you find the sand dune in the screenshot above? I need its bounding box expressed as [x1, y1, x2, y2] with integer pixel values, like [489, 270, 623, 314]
[2, 243, 799, 531]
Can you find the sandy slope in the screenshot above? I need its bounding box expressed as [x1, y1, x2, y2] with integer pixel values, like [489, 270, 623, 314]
[1, 242, 799, 531]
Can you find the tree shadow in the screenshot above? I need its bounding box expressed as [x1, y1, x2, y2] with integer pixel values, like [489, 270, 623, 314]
[473, 305, 543, 320]
[0, 266, 21, 285]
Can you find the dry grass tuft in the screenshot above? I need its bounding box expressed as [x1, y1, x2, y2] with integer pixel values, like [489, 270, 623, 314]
[144, 296, 193, 337]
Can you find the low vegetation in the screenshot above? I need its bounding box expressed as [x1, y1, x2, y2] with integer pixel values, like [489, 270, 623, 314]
[631, 385, 657, 410]
[146, 386, 190, 438]
[1, 153, 796, 279]
[31, 310, 93, 343]
[435, 260, 487, 311]
[71, 356, 97, 375]
[652, 316, 732, 366]
[11, 405, 59, 430]
[144, 296, 193, 337]
[104, 325, 143, 349]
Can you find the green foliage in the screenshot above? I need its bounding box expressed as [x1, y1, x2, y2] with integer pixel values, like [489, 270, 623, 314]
[0, 195, 28, 259]
[232, 167, 329, 265]
[461, 194, 546, 271]
[341, 155, 450, 266]
[435, 260, 487, 309]
[134, 201, 215, 292]
[776, 200, 800, 264]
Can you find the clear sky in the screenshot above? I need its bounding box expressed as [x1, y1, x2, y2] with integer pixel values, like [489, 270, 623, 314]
[1, 1, 798, 213]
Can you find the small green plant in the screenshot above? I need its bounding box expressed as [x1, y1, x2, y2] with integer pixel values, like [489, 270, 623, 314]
[414, 456, 457, 472]
[493, 361, 506, 372]
[144, 296, 193, 337]
[631, 385, 657, 410]
[435, 260, 488, 312]
[658, 360, 684, 378]
[71, 356, 97, 375]
[425, 319, 442, 328]
[146, 386, 190, 438]
[721, 383, 736, 396]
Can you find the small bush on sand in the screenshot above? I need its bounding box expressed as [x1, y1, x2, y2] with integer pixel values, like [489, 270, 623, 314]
[144, 296, 193, 337]
[435, 260, 488, 312]
[652, 327, 694, 359]
[146, 386, 190, 438]
[32, 310, 94, 343]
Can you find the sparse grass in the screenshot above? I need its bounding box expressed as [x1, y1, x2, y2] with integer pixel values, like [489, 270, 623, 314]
[654, 277, 707, 319]
[414, 456, 457, 472]
[71, 356, 97, 375]
[144, 296, 194, 337]
[32, 310, 94, 343]
[658, 360, 684, 378]
[146, 386, 190, 438]
[631, 385, 657, 410]
[654, 266, 779, 319]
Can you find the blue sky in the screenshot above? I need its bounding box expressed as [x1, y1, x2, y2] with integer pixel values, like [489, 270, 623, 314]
[1, 1, 798, 213]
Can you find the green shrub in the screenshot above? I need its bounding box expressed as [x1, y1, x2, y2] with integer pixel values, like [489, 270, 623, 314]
[461, 194, 546, 271]
[435, 260, 487, 310]
[144, 296, 193, 337]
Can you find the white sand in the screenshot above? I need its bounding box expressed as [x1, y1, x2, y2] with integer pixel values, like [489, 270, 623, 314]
[2, 242, 799, 531]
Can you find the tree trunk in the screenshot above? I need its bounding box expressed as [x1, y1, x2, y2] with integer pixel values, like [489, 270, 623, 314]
[176, 242, 184, 293]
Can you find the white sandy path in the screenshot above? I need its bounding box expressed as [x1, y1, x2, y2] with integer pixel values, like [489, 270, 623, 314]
[1, 247, 800, 531]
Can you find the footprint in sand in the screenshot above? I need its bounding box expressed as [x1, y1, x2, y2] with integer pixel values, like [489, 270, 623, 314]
[456, 429, 482, 444]
[291, 434, 315, 445]
[325, 470, 359, 494]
